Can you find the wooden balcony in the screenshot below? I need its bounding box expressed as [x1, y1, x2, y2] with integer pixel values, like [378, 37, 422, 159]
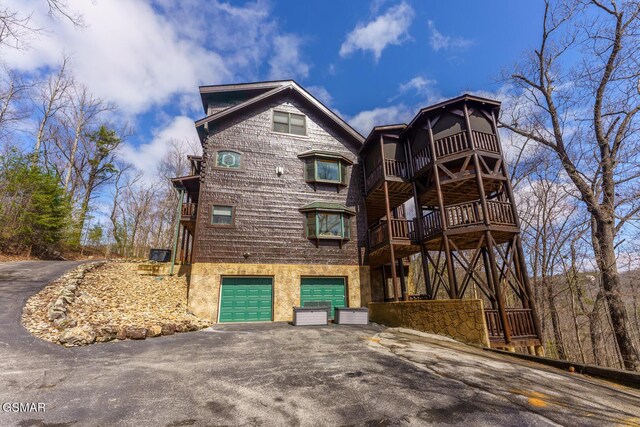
[419, 200, 518, 249]
[364, 159, 413, 224]
[365, 159, 410, 194]
[181, 203, 197, 221]
[368, 218, 421, 266]
[413, 130, 501, 177]
[485, 308, 540, 346]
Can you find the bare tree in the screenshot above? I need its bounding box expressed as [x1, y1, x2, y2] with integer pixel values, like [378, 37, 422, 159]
[32, 56, 72, 164]
[500, 0, 640, 371]
[0, 1, 82, 50]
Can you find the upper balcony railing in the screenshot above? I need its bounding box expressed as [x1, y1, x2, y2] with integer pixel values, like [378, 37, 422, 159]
[368, 218, 417, 249]
[419, 200, 516, 240]
[181, 203, 197, 221]
[365, 159, 410, 193]
[413, 130, 501, 175]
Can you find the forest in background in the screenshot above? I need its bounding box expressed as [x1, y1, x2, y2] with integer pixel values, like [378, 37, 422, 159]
[1, 0, 639, 371]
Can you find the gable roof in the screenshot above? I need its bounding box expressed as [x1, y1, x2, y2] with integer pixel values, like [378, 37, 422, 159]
[359, 124, 407, 154]
[402, 93, 501, 137]
[194, 80, 364, 147]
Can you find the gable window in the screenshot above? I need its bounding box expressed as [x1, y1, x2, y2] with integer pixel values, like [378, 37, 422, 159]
[299, 202, 355, 246]
[211, 205, 234, 226]
[298, 150, 352, 188]
[273, 110, 306, 136]
[215, 150, 242, 169]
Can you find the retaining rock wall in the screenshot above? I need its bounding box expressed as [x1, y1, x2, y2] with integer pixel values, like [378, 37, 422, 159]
[369, 299, 490, 347]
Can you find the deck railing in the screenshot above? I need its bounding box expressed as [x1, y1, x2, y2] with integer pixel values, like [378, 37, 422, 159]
[411, 130, 501, 171]
[181, 203, 197, 220]
[365, 159, 410, 193]
[419, 200, 517, 239]
[472, 130, 500, 153]
[384, 159, 409, 179]
[369, 218, 416, 249]
[420, 210, 442, 240]
[485, 308, 537, 340]
[365, 161, 383, 193]
[413, 145, 432, 174]
[433, 131, 470, 159]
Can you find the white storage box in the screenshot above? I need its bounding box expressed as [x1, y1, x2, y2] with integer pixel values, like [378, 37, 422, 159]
[293, 307, 328, 326]
[334, 307, 369, 325]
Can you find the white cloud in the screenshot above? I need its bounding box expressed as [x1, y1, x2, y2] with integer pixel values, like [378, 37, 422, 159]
[3, 0, 234, 116]
[117, 116, 200, 181]
[347, 105, 413, 135]
[306, 85, 333, 106]
[389, 76, 440, 102]
[268, 35, 311, 80]
[427, 21, 473, 52]
[339, 2, 414, 61]
[2, 0, 309, 117]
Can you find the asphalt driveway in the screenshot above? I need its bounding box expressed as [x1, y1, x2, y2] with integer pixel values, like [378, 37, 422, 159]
[1, 261, 639, 426]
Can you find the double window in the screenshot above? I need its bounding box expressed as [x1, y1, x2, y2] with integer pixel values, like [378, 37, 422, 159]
[273, 111, 306, 136]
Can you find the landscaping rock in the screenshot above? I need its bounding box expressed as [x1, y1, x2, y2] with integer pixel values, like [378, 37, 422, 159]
[147, 325, 162, 337]
[116, 327, 127, 340]
[53, 318, 77, 329]
[47, 307, 66, 321]
[59, 326, 96, 347]
[126, 327, 147, 340]
[96, 325, 117, 342]
[22, 261, 210, 346]
[161, 323, 176, 335]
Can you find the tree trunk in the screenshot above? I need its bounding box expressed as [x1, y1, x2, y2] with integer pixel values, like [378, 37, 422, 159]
[543, 275, 566, 360]
[593, 218, 640, 371]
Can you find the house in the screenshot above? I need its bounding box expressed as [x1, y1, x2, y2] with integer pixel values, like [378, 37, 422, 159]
[172, 80, 543, 353]
[172, 80, 369, 323]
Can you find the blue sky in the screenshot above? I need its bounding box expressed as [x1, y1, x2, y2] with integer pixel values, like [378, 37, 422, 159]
[4, 0, 545, 173]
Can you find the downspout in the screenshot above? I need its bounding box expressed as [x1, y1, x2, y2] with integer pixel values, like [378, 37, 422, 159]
[170, 186, 185, 276]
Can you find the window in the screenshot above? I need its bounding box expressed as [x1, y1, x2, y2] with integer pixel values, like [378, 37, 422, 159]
[299, 202, 355, 242]
[215, 150, 242, 169]
[298, 151, 352, 187]
[273, 110, 306, 136]
[211, 205, 234, 226]
[306, 212, 351, 239]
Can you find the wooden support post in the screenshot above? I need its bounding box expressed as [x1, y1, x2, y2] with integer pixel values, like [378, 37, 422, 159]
[489, 109, 543, 346]
[170, 187, 184, 276]
[398, 258, 408, 301]
[384, 182, 399, 301]
[485, 230, 511, 343]
[427, 119, 457, 298]
[180, 226, 187, 264]
[405, 132, 433, 299]
[381, 267, 389, 301]
[515, 234, 543, 342]
[380, 134, 400, 302]
[185, 230, 191, 265]
[481, 247, 498, 309]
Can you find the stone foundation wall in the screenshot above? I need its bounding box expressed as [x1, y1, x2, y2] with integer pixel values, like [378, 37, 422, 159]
[369, 299, 490, 347]
[189, 263, 370, 322]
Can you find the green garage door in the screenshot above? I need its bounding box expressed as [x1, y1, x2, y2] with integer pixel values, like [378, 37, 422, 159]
[219, 277, 273, 323]
[300, 277, 346, 319]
